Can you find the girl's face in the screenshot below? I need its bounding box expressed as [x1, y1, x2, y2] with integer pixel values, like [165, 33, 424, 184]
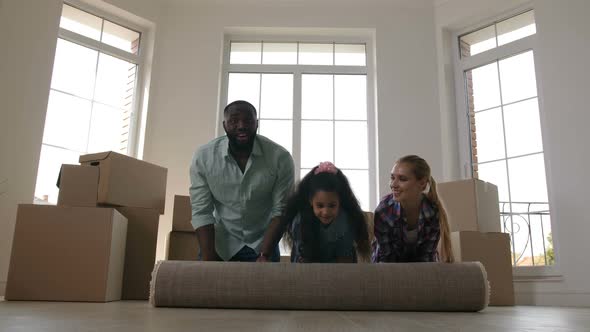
[390, 162, 427, 205]
[310, 190, 340, 225]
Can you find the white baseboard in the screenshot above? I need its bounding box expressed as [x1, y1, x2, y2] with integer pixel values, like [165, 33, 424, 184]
[515, 291, 590, 307]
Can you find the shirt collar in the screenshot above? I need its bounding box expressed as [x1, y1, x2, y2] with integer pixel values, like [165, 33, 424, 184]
[388, 194, 436, 221]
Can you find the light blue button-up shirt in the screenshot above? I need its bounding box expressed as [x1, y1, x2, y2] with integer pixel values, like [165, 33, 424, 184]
[189, 135, 295, 261]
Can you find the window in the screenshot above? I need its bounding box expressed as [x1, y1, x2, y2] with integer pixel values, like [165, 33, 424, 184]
[34, 4, 143, 204]
[222, 39, 375, 213]
[455, 10, 553, 267]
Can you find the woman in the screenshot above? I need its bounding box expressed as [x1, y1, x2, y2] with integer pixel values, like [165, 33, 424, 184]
[372, 155, 453, 263]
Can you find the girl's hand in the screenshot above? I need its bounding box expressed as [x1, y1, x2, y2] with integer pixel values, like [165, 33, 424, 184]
[256, 252, 270, 262]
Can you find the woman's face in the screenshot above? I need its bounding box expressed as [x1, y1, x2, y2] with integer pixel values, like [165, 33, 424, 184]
[310, 190, 340, 225]
[390, 162, 427, 205]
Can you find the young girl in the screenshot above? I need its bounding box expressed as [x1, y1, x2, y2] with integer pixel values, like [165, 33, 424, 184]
[372, 155, 454, 263]
[282, 161, 371, 263]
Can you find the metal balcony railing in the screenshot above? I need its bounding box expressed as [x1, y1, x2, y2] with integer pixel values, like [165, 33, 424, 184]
[499, 201, 552, 267]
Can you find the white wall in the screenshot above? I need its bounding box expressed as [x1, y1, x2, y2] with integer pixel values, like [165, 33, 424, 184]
[435, 0, 590, 306]
[139, 0, 442, 261]
[529, 0, 590, 306]
[0, 0, 62, 296]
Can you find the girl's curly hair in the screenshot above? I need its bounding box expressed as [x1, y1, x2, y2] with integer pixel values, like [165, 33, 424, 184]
[282, 164, 371, 262]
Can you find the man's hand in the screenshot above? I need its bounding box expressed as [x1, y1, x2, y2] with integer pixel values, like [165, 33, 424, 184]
[196, 224, 222, 261]
[202, 251, 222, 261]
[257, 217, 284, 263]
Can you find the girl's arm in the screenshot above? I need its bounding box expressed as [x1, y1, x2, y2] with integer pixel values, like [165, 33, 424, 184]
[289, 215, 305, 263]
[334, 236, 356, 263]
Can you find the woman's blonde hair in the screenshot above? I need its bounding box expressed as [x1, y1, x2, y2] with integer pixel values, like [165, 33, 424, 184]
[397, 155, 454, 263]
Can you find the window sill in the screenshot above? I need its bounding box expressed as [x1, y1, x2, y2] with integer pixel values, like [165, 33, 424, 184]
[512, 266, 563, 282]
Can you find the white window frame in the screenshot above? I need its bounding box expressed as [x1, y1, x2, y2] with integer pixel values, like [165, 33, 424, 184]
[452, 8, 560, 279]
[54, 0, 147, 158]
[219, 34, 378, 210]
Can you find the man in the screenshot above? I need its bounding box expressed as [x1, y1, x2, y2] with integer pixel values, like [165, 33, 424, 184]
[190, 100, 295, 262]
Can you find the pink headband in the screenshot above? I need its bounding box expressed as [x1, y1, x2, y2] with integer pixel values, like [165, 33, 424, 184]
[314, 161, 338, 175]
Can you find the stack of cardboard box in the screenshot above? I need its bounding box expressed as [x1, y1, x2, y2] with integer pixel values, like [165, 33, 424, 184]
[437, 178, 515, 306]
[167, 195, 200, 260]
[5, 151, 167, 302]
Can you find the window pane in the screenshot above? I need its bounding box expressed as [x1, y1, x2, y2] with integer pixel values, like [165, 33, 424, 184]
[102, 20, 141, 54]
[468, 62, 501, 112]
[301, 121, 333, 168]
[34, 145, 80, 205]
[334, 75, 366, 120]
[87, 103, 127, 153]
[262, 43, 297, 65]
[260, 74, 293, 119]
[51, 39, 98, 99]
[344, 169, 369, 211]
[504, 98, 543, 157]
[94, 53, 137, 110]
[60, 4, 102, 41]
[497, 11, 536, 46]
[478, 160, 509, 202]
[230, 42, 261, 64]
[499, 51, 537, 104]
[335, 121, 368, 169]
[259, 120, 293, 155]
[508, 153, 548, 203]
[227, 73, 261, 111]
[459, 25, 496, 57]
[302, 74, 333, 120]
[335, 44, 366, 66]
[474, 108, 505, 162]
[299, 43, 333, 65]
[43, 91, 92, 152]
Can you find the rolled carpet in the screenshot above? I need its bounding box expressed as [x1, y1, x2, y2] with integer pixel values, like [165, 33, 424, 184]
[150, 261, 489, 311]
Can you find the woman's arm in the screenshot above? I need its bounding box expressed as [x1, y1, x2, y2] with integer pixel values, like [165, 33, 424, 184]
[335, 256, 355, 263]
[372, 210, 395, 262]
[415, 213, 441, 262]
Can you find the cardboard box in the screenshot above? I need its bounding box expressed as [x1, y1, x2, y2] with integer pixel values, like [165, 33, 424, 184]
[437, 179, 501, 232]
[451, 231, 514, 306]
[116, 207, 159, 300]
[57, 164, 99, 207]
[166, 231, 199, 261]
[172, 195, 193, 232]
[5, 205, 127, 302]
[79, 151, 167, 214]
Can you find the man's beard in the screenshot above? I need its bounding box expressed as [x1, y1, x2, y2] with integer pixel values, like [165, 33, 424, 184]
[227, 132, 256, 152]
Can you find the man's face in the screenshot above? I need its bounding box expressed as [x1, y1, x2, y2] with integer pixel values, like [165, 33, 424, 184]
[223, 106, 258, 150]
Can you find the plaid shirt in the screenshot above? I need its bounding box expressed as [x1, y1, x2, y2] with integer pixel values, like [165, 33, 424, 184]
[371, 193, 440, 262]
